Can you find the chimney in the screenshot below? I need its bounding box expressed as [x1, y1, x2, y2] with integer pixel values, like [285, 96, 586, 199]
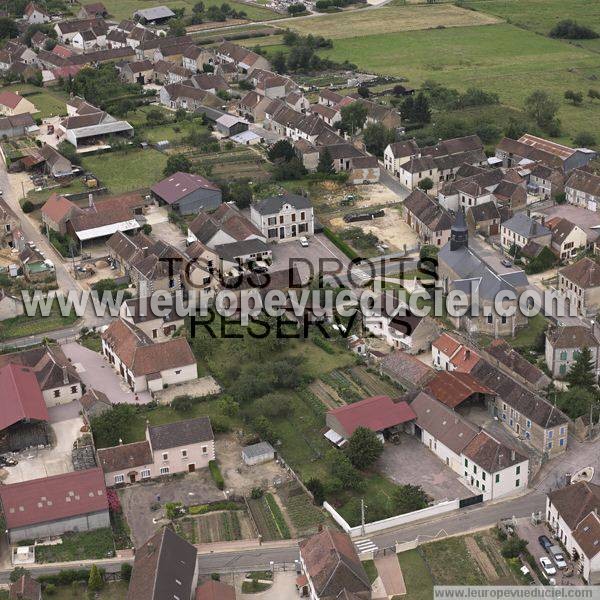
[119, 438, 123, 445]
[62, 365, 68, 385]
[565, 472, 572, 485]
[510, 449, 516, 461]
[465, 349, 471, 360]
[88, 193, 94, 209]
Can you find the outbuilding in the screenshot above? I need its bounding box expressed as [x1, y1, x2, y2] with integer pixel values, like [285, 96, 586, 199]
[242, 441, 275, 466]
[215, 114, 249, 137]
[150, 171, 222, 215]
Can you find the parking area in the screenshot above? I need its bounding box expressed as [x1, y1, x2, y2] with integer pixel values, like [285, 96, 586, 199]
[145, 205, 187, 250]
[515, 517, 585, 586]
[62, 342, 152, 404]
[376, 432, 472, 502]
[269, 233, 351, 285]
[119, 470, 225, 546]
[3, 401, 84, 484]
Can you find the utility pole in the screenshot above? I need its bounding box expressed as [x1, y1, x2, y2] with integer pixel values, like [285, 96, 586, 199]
[360, 499, 365, 537]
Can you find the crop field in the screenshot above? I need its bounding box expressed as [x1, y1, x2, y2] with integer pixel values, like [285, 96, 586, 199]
[463, 0, 600, 52]
[196, 510, 254, 542]
[183, 146, 272, 182]
[289, 3, 501, 38]
[247, 496, 286, 541]
[278, 483, 325, 536]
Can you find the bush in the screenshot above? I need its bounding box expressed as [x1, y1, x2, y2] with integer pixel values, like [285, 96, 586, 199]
[44, 583, 56, 595]
[501, 537, 528, 559]
[251, 487, 264, 499]
[550, 19, 599, 40]
[120, 563, 132, 582]
[209, 460, 224, 490]
[306, 477, 325, 505]
[21, 200, 34, 213]
[171, 395, 194, 413]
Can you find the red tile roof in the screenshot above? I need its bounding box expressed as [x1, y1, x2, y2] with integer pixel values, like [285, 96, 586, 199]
[432, 332, 461, 357]
[151, 171, 220, 205]
[0, 468, 108, 529]
[41, 193, 78, 224]
[0, 91, 24, 110]
[0, 364, 49, 430]
[426, 371, 494, 409]
[196, 580, 236, 600]
[328, 395, 416, 437]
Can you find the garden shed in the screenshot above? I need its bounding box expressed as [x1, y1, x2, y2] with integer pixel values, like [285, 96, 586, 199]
[242, 441, 275, 466]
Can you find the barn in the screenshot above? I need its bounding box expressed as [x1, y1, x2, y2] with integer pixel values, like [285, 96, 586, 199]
[151, 171, 222, 215]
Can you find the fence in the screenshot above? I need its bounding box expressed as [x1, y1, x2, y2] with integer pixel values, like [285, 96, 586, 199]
[323, 498, 461, 538]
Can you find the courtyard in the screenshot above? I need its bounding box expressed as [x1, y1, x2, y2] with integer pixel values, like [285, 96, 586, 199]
[119, 470, 225, 546]
[376, 432, 473, 502]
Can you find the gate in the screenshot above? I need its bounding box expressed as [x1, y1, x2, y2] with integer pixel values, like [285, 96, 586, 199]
[459, 494, 483, 508]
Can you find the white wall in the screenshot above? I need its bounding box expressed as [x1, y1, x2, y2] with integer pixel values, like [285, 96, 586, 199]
[43, 382, 83, 407]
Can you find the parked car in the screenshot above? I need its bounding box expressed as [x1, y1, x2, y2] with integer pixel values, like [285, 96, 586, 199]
[538, 535, 553, 552]
[299, 236, 309, 247]
[540, 556, 557, 576]
[501, 258, 513, 268]
[549, 545, 567, 569]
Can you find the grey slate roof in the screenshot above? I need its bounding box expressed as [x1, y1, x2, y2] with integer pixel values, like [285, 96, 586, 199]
[502, 212, 550, 239]
[147, 416, 213, 450]
[253, 193, 312, 215]
[242, 441, 274, 459]
[134, 5, 175, 20]
[214, 238, 269, 262]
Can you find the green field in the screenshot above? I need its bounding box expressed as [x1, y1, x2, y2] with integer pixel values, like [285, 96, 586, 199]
[464, 0, 600, 52]
[34, 528, 115, 563]
[0, 302, 78, 342]
[99, 0, 281, 21]
[81, 148, 168, 193]
[397, 550, 434, 600]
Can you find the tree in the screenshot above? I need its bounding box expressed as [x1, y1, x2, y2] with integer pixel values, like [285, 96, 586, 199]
[566, 347, 597, 387]
[141, 223, 152, 235]
[417, 177, 434, 193]
[57, 140, 81, 165]
[88, 565, 103, 592]
[9, 567, 29, 583]
[287, 2, 306, 14]
[164, 154, 192, 176]
[267, 139, 295, 162]
[565, 90, 584, 106]
[171, 395, 194, 412]
[505, 117, 530, 140]
[394, 484, 431, 514]
[327, 450, 363, 490]
[339, 102, 367, 135]
[475, 121, 501, 144]
[168, 18, 187, 36]
[272, 156, 307, 181]
[317, 148, 334, 174]
[89, 405, 137, 448]
[574, 132, 596, 147]
[346, 427, 383, 470]
[231, 181, 253, 209]
[412, 92, 431, 123]
[501, 538, 528, 558]
[555, 386, 597, 419]
[306, 478, 325, 506]
[0, 17, 18, 40]
[524, 90, 559, 130]
[357, 85, 369, 98]
[550, 19, 599, 40]
[146, 108, 165, 126]
[363, 123, 394, 157]
[271, 51, 287, 74]
[120, 563, 132, 582]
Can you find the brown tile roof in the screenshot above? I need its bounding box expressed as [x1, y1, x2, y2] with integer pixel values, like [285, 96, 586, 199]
[546, 324, 600, 349]
[433, 332, 461, 357]
[559, 257, 600, 289]
[196, 580, 236, 600]
[380, 350, 435, 388]
[403, 189, 452, 232]
[41, 193, 79, 224]
[151, 171, 219, 205]
[462, 431, 525, 473]
[189, 202, 261, 242]
[566, 169, 600, 197]
[572, 511, 600, 559]
[410, 391, 478, 454]
[468, 201, 500, 223]
[147, 417, 213, 450]
[426, 371, 494, 409]
[0, 91, 25, 110]
[101, 318, 196, 376]
[519, 133, 577, 160]
[496, 137, 563, 170]
[387, 139, 419, 159]
[487, 339, 549, 386]
[548, 482, 600, 530]
[299, 528, 370, 598]
[9, 574, 41, 600]
[97, 440, 153, 473]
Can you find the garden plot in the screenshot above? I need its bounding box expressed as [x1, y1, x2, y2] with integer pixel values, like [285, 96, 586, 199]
[247, 494, 291, 541]
[277, 482, 325, 537]
[177, 509, 255, 543]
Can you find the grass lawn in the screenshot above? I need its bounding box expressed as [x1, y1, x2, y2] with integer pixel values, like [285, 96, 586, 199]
[2, 84, 69, 118]
[363, 560, 378, 584]
[307, 22, 600, 145]
[81, 148, 168, 193]
[397, 550, 434, 600]
[241, 581, 272, 593]
[80, 332, 102, 352]
[421, 537, 486, 585]
[34, 528, 115, 563]
[510, 312, 547, 350]
[289, 3, 500, 38]
[42, 581, 129, 600]
[0, 303, 78, 342]
[463, 0, 600, 52]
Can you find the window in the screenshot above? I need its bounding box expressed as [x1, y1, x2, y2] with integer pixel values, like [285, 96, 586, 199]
[547, 441, 553, 449]
[482, 472, 486, 481]
[495, 474, 500, 483]
[473, 465, 477, 474]
[175, 369, 181, 375]
[160, 467, 170, 475]
[267, 217, 276, 226]
[547, 430, 553, 439]
[464, 458, 468, 467]
[464, 471, 468, 477]
[516, 465, 520, 475]
[202, 446, 208, 454]
[54, 390, 60, 398]
[482, 484, 485, 492]
[300, 211, 305, 220]
[526, 419, 531, 428]
[487, 314, 493, 324]
[560, 438, 565, 446]
[181, 450, 188, 458]
[162, 453, 168, 460]
[560, 427, 565, 435]
[71, 385, 77, 393]
[516, 479, 520, 487]
[141, 469, 151, 479]
[525, 431, 530, 440]
[560, 351, 567, 360]
[115, 474, 125, 484]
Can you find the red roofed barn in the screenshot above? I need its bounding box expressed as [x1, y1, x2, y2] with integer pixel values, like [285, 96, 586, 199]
[151, 171, 222, 215]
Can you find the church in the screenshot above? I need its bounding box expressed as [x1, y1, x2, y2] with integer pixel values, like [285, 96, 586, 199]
[437, 211, 529, 337]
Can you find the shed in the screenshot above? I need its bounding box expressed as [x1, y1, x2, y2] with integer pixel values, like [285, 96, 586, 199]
[242, 441, 275, 466]
[215, 114, 249, 137]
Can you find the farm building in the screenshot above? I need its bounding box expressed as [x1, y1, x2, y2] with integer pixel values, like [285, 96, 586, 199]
[133, 5, 175, 24]
[0, 468, 109, 543]
[215, 114, 249, 137]
[151, 171, 222, 215]
[242, 441, 275, 466]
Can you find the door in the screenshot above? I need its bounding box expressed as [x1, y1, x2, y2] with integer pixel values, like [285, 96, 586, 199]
[188, 463, 195, 473]
[279, 226, 285, 239]
[129, 473, 136, 483]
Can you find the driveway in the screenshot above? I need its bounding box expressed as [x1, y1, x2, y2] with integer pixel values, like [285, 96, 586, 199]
[119, 471, 225, 546]
[376, 433, 472, 502]
[144, 205, 187, 250]
[61, 342, 152, 404]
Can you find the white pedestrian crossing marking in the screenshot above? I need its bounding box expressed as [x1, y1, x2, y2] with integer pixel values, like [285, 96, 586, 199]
[355, 539, 378, 553]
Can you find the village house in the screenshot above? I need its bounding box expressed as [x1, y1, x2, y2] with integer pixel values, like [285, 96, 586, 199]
[101, 318, 198, 392]
[120, 59, 154, 84]
[438, 167, 503, 213]
[250, 193, 314, 242]
[119, 296, 185, 341]
[545, 323, 600, 379]
[54, 18, 108, 44]
[37, 144, 73, 178]
[127, 528, 199, 600]
[79, 388, 111, 421]
[40, 193, 80, 234]
[0, 288, 24, 321]
[383, 139, 420, 176]
[215, 41, 271, 74]
[190, 72, 228, 94]
[0, 198, 20, 249]
[9, 574, 42, 600]
[0, 91, 36, 117]
[187, 202, 264, 247]
[325, 395, 416, 446]
[529, 163, 565, 200]
[439, 212, 529, 336]
[500, 212, 551, 253]
[159, 82, 221, 112]
[0, 468, 109, 543]
[496, 134, 596, 173]
[0, 344, 82, 407]
[23, 2, 50, 23]
[151, 171, 222, 215]
[565, 169, 600, 212]
[558, 257, 600, 315]
[378, 350, 436, 390]
[432, 333, 481, 373]
[182, 46, 214, 73]
[547, 482, 600, 584]
[196, 580, 236, 600]
[466, 201, 501, 237]
[402, 188, 452, 247]
[78, 2, 108, 18]
[71, 23, 107, 51]
[135, 35, 194, 60]
[492, 179, 527, 212]
[19, 245, 55, 283]
[546, 217, 587, 261]
[298, 527, 371, 600]
[0, 113, 36, 139]
[97, 416, 214, 485]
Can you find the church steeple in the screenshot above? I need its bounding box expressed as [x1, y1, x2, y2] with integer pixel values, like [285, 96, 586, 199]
[450, 209, 468, 251]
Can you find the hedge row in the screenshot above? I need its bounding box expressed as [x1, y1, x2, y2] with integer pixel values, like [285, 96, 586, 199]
[209, 460, 224, 490]
[322, 226, 359, 260]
